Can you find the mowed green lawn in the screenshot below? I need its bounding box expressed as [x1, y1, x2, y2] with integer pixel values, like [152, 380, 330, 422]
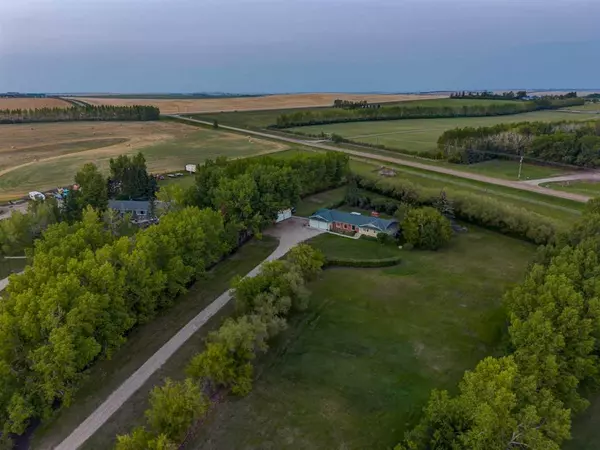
[290, 110, 593, 155]
[0, 128, 288, 200]
[188, 229, 534, 450]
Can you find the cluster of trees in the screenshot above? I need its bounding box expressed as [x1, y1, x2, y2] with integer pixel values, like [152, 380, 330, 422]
[395, 199, 600, 450]
[108, 153, 157, 200]
[115, 245, 325, 449]
[0, 206, 232, 438]
[352, 174, 557, 245]
[273, 98, 583, 128]
[0, 154, 156, 256]
[450, 90, 528, 100]
[0, 105, 159, 124]
[438, 119, 600, 167]
[401, 207, 452, 250]
[167, 152, 349, 242]
[332, 99, 380, 109]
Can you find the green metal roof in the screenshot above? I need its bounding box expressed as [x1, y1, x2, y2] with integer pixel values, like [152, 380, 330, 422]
[309, 208, 397, 232]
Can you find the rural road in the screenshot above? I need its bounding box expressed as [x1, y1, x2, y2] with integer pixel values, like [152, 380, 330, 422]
[169, 115, 591, 203]
[522, 172, 600, 186]
[53, 218, 323, 450]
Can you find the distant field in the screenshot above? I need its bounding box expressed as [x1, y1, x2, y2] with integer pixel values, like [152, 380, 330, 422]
[290, 110, 595, 155]
[0, 98, 70, 110]
[80, 93, 446, 114]
[188, 98, 518, 129]
[565, 103, 600, 112]
[0, 121, 288, 200]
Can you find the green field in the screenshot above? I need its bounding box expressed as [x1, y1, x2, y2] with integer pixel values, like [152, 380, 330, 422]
[289, 110, 593, 156]
[187, 229, 534, 449]
[542, 180, 600, 198]
[187, 98, 522, 129]
[308, 233, 401, 259]
[31, 237, 279, 450]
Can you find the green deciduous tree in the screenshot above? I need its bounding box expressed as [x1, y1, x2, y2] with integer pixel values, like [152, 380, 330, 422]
[402, 206, 452, 250]
[145, 378, 208, 441]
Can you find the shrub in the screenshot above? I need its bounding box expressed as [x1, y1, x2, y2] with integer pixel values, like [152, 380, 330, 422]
[145, 378, 209, 441]
[402, 207, 452, 250]
[377, 232, 397, 245]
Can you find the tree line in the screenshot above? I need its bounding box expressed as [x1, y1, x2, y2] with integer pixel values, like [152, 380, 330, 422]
[351, 173, 557, 245]
[0, 151, 349, 444]
[332, 99, 381, 109]
[0, 104, 160, 124]
[115, 245, 325, 449]
[438, 119, 600, 167]
[450, 90, 528, 100]
[395, 199, 600, 450]
[273, 98, 584, 128]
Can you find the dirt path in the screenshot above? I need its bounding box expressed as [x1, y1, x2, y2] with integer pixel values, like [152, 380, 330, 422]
[173, 116, 591, 203]
[51, 218, 323, 450]
[523, 172, 600, 186]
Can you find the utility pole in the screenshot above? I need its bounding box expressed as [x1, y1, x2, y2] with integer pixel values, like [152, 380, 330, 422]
[518, 155, 524, 180]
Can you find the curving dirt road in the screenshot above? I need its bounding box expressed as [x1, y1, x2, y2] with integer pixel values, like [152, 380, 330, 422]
[51, 218, 323, 450]
[170, 115, 591, 203]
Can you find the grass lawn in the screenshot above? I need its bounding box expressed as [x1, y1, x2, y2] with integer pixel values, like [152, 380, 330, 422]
[294, 186, 347, 217]
[350, 160, 584, 227]
[289, 110, 593, 156]
[187, 228, 535, 450]
[451, 159, 567, 181]
[308, 233, 400, 259]
[542, 180, 600, 198]
[31, 237, 279, 450]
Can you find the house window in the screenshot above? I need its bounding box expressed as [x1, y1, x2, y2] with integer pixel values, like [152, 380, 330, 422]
[138, 210, 146, 215]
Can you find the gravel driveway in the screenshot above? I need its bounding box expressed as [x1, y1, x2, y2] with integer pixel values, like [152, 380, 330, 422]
[53, 217, 323, 450]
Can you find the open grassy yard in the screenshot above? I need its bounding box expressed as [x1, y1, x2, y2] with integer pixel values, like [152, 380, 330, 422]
[289, 110, 593, 156]
[31, 237, 278, 450]
[294, 186, 347, 216]
[542, 180, 600, 198]
[187, 228, 534, 450]
[0, 121, 288, 201]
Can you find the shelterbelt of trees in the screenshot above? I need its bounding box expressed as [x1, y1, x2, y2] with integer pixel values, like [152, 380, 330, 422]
[0, 104, 160, 124]
[353, 174, 557, 245]
[438, 119, 600, 167]
[0, 152, 349, 442]
[396, 200, 600, 450]
[273, 97, 584, 128]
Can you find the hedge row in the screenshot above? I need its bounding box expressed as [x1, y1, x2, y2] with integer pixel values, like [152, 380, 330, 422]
[353, 174, 558, 245]
[325, 256, 402, 268]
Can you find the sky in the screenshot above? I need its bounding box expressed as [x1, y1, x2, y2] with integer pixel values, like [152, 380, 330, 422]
[1, 0, 599, 93]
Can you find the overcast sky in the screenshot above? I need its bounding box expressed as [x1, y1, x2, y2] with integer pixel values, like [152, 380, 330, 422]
[1, 0, 599, 93]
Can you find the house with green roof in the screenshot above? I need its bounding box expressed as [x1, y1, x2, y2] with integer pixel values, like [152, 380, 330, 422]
[308, 208, 398, 237]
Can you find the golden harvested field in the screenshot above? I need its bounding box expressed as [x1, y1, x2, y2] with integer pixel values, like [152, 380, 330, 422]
[0, 121, 289, 201]
[78, 93, 446, 114]
[0, 98, 70, 110]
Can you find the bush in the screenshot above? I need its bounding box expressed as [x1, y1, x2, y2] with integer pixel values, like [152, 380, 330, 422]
[145, 378, 209, 441]
[377, 232, 397, 245]
[402, 207, 452, 250]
